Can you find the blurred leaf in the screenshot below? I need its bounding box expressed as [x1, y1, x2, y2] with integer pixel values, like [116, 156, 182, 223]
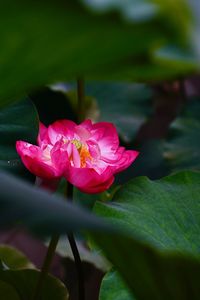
[150, 0, 191, 35]
[31, 87, 77, 126]
[0, 98, 39, 180]
[66, 90, 98, 122]
[115, 139, 169, 185]
[0, 245, 34, 270]
[0, 280, 20, 300]
[83, 0, 190, 32]
[164, 100, 200, 171]
[188, 0, 200, 62]
[0, 0, 195, 107]
[153, 45, 196, 72]
[0, 269, 69, 300]
[85, 82, 153, 142]
[90, 49, 196, 82]
[100, 270, 134, 300]
[0, 171, 109, 233]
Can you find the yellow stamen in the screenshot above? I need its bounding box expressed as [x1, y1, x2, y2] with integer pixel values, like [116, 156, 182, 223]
[71, 139, 82, 150]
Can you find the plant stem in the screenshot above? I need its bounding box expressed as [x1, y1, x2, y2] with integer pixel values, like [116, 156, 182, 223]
[68, 233, 85, 300]
[32, 234, 59, 300]
[77, 77, 85, 122]
[66, 182, 85, 300]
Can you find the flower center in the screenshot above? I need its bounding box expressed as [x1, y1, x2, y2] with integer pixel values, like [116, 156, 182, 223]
[79, 145, 92, 167]
[71, 139, 82, 150]
[71, 139, 92, 168]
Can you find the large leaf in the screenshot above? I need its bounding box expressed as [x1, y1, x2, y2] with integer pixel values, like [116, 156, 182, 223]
[0, 269, 69, 300]
[94, 170, 200, 254]
[0, 98, 38, 179]
[94, 171, 200, 299]
[0, 280, 20, 300]
[94, 231, 200, 300]
[0, 0, 195, 107]
[99, 270, 134, 300]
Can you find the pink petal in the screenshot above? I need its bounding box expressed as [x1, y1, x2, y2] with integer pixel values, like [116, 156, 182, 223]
[75, 125, 91, 142]
[81, 176, 114, 194]
[48, 120, 76, 144]
[37, 122, 49, 146]
[112, 150, 139, 173]
[66, 142, 73, 157]
[100, 148, 124, 164]
[86, 158, 108, 175]
[16, 141, 61, 179]
[87, 140, 101, 159]
[71, 144, 81, 168]
[16, 141, 42, 157]
[64, 165, 114, 194]
[91, 123, 120, 161]
[92, 122, 119, 146]
[50, 140, 70, 173]
[79, 119, 93, 130]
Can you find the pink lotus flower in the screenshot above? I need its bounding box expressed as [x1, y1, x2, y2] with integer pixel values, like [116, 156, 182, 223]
[16, 119, 139, 193]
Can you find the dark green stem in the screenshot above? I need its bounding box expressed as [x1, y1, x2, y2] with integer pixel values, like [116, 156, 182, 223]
[32, 234, 59, 300]
[66, 182, 85, 300]
[68, 233, 85, 300]
[77, 77, 85, 122]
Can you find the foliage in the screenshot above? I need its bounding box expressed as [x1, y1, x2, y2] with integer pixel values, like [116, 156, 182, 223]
[99, 270, 133, 300]
[0, 0, 197, 107]
[164, 99, 200, 171]
[94, 171, 200, 298]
